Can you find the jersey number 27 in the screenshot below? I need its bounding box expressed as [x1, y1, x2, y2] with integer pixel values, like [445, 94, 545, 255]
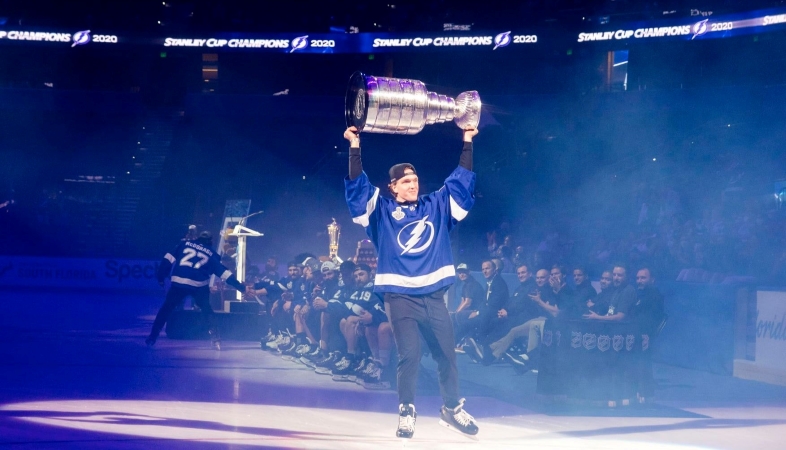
[180, 248, 209, 269]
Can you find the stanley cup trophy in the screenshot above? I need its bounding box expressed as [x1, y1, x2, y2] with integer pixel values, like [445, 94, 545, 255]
[345, 71, 481, 135]
[327, 218, 343, 264]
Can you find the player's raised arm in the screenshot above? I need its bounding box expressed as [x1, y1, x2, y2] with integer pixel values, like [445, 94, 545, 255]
[345, 126, 362, 180]
[459, 127, 478, 171]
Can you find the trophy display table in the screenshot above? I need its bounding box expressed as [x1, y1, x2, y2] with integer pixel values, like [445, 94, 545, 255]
[536, 319, 652, 403]
[165, 309, 266, 341]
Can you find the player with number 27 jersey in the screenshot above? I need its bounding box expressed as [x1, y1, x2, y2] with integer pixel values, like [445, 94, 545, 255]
[157, 240, 243, 291]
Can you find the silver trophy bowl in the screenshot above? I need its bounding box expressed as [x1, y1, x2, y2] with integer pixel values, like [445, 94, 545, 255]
[345, 72, 481, 135]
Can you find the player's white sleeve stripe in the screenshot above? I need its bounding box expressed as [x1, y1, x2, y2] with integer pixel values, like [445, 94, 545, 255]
[374, 265, 456, 289]
[220, 270, 232, 281]
[352, 187, 380, 228]
[164, 253, 175, 263]
[449, 195, 469, 221]
[171, 276, 209, 287]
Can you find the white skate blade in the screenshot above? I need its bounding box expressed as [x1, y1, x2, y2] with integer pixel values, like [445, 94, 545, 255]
[438, 419, 479, 441]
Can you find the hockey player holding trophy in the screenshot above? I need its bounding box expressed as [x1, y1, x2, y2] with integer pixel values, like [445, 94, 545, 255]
[343, 72, 481, 439]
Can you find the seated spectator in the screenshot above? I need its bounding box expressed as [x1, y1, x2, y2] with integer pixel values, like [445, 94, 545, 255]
[512, 245, 527, 268]
[331, 264, 379, 381]
[310, 261, 358, 370]
[485, 268, 555, 372]
[301, 262, 341, 361]
[447, 263, 467, 312]
[548, 264, 575, 318]
[256, 262, 307, 350]
[583, 264, 636, 321]
[262, 257, 280, 282]
[587, 269, 613, 314]
[455, 260, 509, 361]
[481, 264, 539, 364]
[284, 257, 323, 355]
[498, 246, 516, 273]
[571, 266, 597, 318]
[454, 263, 484, 314]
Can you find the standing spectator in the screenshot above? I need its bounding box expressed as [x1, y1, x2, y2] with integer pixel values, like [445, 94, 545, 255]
[633, 268, 666, 334]
[633, 267, 666, 402]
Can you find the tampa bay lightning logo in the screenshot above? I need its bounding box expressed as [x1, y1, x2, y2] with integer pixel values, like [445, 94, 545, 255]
[72, 30, 91, 47]
[691, 19, 709, 40]
[493, 31, 511, 50]
[396, 216, 434, 255]
[290, 35, 308, 53]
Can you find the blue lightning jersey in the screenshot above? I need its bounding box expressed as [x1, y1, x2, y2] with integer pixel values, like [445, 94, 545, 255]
[158, 241, 243, 291]
[345, 165, 475, 295]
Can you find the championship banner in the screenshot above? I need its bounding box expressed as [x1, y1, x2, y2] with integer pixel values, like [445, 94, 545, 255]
[0, 255, 161, 290]
[576, 7, 786, 43]
[3, 6, 786, 54]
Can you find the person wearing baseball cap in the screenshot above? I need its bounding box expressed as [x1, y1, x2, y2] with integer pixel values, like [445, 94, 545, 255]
[320, 261, 338, 274]
[343, 123, 480, 438]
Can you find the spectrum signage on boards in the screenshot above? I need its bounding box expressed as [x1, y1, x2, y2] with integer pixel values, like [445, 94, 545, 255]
[0, 256, 161, 290]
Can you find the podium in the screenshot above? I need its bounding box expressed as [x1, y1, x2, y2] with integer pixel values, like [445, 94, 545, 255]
[228, 224, 262, 301]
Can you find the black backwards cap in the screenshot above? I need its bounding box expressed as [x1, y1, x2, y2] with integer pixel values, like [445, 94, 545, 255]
[354, 263, 372, 274]
[389, 163, 417, 183]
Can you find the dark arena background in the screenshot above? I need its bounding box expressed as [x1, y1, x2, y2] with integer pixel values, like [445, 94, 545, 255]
[1, 0, 786, 448]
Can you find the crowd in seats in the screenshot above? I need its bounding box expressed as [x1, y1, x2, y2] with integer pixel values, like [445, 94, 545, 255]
[231, 242, 666, 402]
[450, 258, 665, 402]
